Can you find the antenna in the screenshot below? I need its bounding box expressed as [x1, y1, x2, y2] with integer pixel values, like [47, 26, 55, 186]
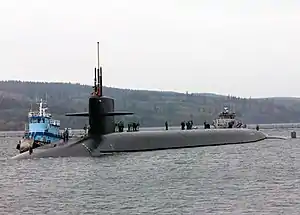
[94, 67, 97, 94]
[97, 68, 101, 96]
[97, 42, 100, 72]
[99, 66, 103, 96]
[96, 42, 102, 96]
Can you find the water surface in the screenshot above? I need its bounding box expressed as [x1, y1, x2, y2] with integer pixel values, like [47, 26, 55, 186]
[0, 128, 299, 214]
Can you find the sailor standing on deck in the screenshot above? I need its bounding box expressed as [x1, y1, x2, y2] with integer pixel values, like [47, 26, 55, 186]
[63, 131, 66, 142]
[165, 121, 169, 130]
[118, 121, 124, 132]
[132, 122, 137, 131]
[181, 121, 185, 130]
[62, 128, 69, 142]
[83, 124, 88, 135]
[65, 129, 69, 141]
[256, 125, 260, 131]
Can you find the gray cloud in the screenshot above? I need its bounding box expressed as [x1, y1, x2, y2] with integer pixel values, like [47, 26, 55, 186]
[0, 0, 299, 98]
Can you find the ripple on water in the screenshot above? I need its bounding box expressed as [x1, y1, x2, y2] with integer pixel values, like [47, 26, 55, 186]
[0, 129, 300, 214]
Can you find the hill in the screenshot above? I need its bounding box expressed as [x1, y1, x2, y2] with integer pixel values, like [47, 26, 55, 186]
[0, 80, 300, 131]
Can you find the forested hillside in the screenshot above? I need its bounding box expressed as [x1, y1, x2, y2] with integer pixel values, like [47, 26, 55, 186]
[0, 80, 300, 131]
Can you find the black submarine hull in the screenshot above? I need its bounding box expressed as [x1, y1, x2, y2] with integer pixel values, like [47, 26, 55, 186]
[95, 128, 266, 152]
[11, 129, 267, 160]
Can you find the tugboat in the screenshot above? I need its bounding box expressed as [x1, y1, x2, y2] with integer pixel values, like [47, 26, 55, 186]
[212, 106, 246, 129]
[16, 99, 67, 153]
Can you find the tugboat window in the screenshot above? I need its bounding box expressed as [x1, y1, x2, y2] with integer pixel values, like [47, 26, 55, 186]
[30, 118, 38, 123]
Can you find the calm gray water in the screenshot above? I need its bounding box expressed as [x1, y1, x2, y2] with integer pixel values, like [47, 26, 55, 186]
[0, 128, 300, 214]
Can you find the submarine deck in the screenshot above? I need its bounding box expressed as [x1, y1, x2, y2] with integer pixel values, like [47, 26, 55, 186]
[92, 128, 267, 153]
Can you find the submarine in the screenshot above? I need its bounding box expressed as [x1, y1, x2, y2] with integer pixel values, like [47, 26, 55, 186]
[12, 42, 271, 160]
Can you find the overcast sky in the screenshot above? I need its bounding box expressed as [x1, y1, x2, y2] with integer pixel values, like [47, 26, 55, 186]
[0, 0, 299, 98]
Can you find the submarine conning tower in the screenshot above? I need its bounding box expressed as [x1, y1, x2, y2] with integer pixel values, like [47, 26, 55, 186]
[65, 42, 133, 136]
[88, 95, 116, 135]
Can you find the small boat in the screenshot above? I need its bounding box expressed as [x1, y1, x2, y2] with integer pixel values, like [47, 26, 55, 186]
[16, 99, 70, 153]
[212, 106, 246, 129]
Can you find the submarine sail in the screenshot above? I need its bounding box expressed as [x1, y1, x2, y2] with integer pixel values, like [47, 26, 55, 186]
[65, 42, 133, 136]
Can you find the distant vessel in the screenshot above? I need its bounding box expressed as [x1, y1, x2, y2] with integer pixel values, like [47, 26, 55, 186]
[17, 99, 64, 153]
[212, 106, 246, 129]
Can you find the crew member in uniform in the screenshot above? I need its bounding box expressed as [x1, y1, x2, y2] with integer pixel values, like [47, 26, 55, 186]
[165, 121, 168, 130]
[181, 121, 185, 130]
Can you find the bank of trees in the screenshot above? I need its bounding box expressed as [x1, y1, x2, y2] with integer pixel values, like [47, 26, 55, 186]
[0, 81, 299, 130]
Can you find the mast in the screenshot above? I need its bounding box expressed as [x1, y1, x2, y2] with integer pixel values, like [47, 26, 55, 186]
[97, 67, 100, 96]
[97, 42, 100, 73]
[39, 99, 43, 116]
[99, 67, 103, 96]
[94, 67, 97, 94]
[91, 42, 103, 96]
[97, 42, 102, 96]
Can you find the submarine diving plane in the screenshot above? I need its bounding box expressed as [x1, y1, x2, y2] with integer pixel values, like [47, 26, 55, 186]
[12, 43, 274, 160]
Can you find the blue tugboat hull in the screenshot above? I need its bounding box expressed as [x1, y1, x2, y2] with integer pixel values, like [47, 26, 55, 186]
[17, 99, 65, 153]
